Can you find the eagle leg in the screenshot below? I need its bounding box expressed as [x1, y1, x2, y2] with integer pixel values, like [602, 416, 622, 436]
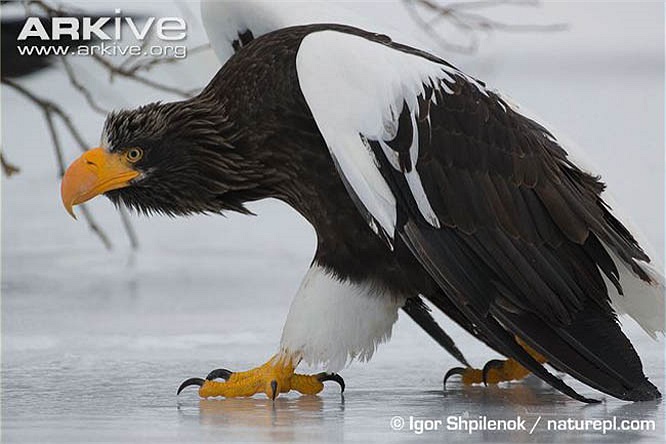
[176, 354, 344, 399]
[443, 337, 547, 386]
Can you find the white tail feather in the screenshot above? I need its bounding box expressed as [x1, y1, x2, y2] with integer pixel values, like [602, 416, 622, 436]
[605, 252, 665, 339]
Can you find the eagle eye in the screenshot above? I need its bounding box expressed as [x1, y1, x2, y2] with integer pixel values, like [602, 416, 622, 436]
[125, 148, 143, 163]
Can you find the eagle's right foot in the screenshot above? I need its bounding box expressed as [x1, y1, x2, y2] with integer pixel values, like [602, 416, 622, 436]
[177, 354, 345, 399]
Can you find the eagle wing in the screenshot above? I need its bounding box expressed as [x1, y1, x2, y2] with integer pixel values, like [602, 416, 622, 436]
[296, 28, 663, 402]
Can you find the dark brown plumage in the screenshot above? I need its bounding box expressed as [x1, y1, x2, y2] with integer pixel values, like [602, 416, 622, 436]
[95, 24, 659, 402]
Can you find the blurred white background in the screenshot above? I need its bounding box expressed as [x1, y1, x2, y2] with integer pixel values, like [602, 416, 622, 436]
[2, 1, 664, 442]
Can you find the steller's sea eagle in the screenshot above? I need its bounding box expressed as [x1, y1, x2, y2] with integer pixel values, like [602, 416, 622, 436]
[61, 18, 664, 402]
[198, 1, 477, 369]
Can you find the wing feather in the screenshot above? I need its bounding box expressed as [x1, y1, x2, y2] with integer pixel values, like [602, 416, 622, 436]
[296, 27, 662, 401]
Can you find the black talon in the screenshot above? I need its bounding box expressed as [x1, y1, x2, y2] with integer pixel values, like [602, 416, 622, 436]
[270, 380, 278, 400]
[443, 367, 466, 386]
[316, 373, 346, 393]
[206, 368, 233, 381]
[177, 377, 205, 395]
[482, 359, 505, 386]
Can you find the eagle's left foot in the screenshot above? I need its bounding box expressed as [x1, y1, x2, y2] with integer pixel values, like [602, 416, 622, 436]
[444, 339, 547, 386]
[444, 358, 534, 385]
[176, 355, 345, 399]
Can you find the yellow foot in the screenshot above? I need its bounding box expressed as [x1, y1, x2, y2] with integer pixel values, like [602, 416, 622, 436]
[176, 355, 345, 399]
[443, 339, 547, 386]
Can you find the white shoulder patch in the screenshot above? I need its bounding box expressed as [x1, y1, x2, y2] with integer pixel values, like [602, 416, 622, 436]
[296, 30, 476, 242]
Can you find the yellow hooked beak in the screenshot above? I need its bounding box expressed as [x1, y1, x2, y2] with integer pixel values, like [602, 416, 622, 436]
[61, 148, 139, 218]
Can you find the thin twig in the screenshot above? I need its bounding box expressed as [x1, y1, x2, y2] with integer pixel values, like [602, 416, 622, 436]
[425, 0, 541, 14]
[25, 0, 197, 98]
[404, 0, 480, 53]
[123, 43, 212, 75]
[60, 57, 109, 114]
[405, 0, 568, 54]
[42, 93, 113, 250]
[2, 77, 142, 250]
[445, 10, 567, 32]
[43, 110, 66, 176]
[1, 151, 21, 177]
[14, 0, 207, 249]
[2, 77, 88, 149]
[89, 52, 194, 98]
[77, 205, 113, 250]
[117, 203, 139, 249]
[117, 33, 155, 72]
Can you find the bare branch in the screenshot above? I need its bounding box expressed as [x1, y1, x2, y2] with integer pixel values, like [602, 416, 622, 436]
[77, 204, 113, 250]
[26, 0, 197, 98]
[1, 152, 21, 177]
[423, 0, 541, 13]
[60, 57, 109, 115]
[2, 77, 140, 250]
[12, 0, 209, 249]
[117, 33, 155, 73]
[42, 110, 66, 176]
[89, 52, 195, 98]
[445, 9, 567, 33]
[2, 77, 88, 149]
[26, 0, 87, 18]
[123, 43, 211, 76]
[117, 203, 139, 249]
[42, 109, 112, 249]
[405, 0, 568, 54]
[404, 0, 480, 53]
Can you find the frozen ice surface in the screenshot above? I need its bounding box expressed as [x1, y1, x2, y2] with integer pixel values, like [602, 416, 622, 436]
[2, 1, 664, 443]
[2, 244, 664, 443]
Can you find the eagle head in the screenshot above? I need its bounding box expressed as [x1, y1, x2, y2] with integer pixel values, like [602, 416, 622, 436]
[61, 96, 267, 218]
